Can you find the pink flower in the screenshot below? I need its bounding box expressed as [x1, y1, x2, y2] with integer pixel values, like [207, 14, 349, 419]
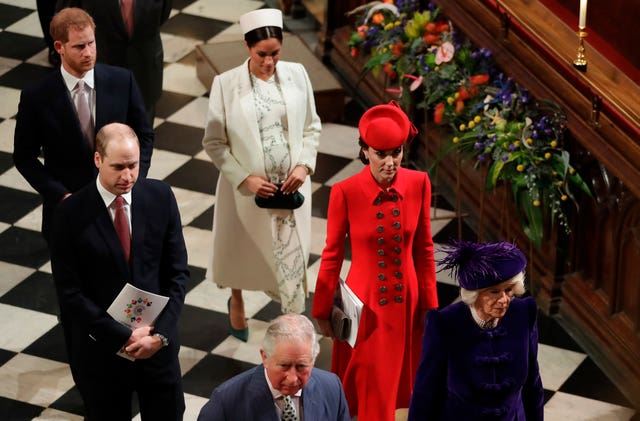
[385, 87, 403, 98]
[403, 73, 424, 91]
[435, 41, 455, 64]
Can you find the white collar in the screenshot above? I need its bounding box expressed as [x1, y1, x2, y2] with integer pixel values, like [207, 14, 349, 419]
[96, 176, 132, 208]
[263, 367, 303, 399]
[60, 65, 95, 92]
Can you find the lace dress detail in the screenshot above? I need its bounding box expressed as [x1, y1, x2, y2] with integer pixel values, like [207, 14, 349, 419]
[251, 72, 306, 313]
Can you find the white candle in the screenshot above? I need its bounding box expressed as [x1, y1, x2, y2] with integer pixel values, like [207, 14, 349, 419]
[579, 0, 588, 28]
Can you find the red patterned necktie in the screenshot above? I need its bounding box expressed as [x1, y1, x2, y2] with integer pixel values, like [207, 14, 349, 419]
[121, 0, 134, 36]
[113, 196, 131, 262]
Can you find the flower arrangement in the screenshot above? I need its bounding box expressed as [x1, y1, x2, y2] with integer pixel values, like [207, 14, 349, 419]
[348, 1, 591, 246]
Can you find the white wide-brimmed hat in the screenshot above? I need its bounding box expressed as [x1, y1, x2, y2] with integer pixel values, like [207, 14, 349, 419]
[239, 9, 283, 34]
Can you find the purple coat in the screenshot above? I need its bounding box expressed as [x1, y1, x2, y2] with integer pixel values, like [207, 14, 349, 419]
[408, 297, 544, 420]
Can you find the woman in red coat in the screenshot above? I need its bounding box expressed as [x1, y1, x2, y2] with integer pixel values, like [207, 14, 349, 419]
[312, 101, 438, 420]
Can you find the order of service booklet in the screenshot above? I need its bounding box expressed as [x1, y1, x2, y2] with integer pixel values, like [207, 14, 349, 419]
[106, 283, 169, 360]
[338, 278, 363, 348]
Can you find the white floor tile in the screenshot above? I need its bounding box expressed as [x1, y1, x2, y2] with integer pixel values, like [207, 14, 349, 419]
[211, 318, 269, 365]
[5, 11, 42, 37]
[317, 123, 360, 159]
[0, 56, 21, 77]
[0, 221, 9, 235]
[0, 353, 74, 407]
[544, 391, 636, 421]
[310, 216, 327, 256]
[13, 205, 42, 233]
[182, 226, 215, 270]
[182, 0, 264, 23]
[0, 261, 35, 297]
[39, 261, 52, 274]
[0, 166, 39, 193]
[185, 278, 271, 317]
[166, 96, 209, 129]
[538, 343, 587, 391]
[170, 186, 215, 226]
[162, 62, 208, 97]
[146, 149, 192, 180]
[0, 304, 58, 352]
[324, 159, 364, 187]
[33, 408, 83, 421]
[0, 118, 16, 153]
[26, 48, 54, 68]
[0, 86, 20, 119]
[178, 345, 209, 376]
[183, 393, 210, 421]
[161, 33, 203, 63]
[207, 24, 244, 44]
[0, 0, 36, 9]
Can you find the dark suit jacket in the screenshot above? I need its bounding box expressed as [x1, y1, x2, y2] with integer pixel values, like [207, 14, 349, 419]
[49, 178, 188, 388]
[197, 365, 350, 421]
[63, 0, 172, 109]
[13, 63, 153, 238]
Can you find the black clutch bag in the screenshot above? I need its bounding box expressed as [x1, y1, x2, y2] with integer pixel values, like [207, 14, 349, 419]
[331, 304, 351, 341]
[255, 187, 304, 210]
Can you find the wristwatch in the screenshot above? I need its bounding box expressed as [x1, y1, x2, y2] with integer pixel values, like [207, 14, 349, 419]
[153, 333, 169, 347]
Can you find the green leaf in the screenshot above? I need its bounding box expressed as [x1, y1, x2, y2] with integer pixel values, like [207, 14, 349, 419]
[486, 159, 504, 190]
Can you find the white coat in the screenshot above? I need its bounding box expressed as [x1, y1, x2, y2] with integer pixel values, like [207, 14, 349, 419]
[202, 59, 321, 294]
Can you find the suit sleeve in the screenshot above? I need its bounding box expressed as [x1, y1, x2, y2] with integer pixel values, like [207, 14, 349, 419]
[50, 201, 132, 353]
[408, 309, 447, 420]
[151, 184, 189, 339]
[13, 88, 69, 203]
[197, 389, 226, 421]
[522, 297, 545, 420]
[295, 63, 321, 174]
[412, 173, 438, 310]
[125, 70, 154, 178]
[312, 184, 348, 320]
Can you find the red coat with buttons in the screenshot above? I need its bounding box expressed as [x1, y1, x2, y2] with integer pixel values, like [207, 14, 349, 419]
[312, 166, 438, 421]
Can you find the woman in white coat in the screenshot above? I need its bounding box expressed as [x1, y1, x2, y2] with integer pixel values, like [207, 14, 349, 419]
[202, 8, 321, 341]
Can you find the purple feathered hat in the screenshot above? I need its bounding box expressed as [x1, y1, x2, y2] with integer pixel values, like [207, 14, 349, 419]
[438, 240, 527, 290]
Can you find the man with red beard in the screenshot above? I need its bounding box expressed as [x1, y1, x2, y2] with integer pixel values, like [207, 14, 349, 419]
[13, 7, 152, 242]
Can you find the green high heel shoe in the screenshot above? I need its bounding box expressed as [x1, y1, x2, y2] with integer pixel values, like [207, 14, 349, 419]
[227, 297, 249, 342]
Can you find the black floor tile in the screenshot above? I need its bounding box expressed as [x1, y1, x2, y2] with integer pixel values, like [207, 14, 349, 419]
[48, 387, 85, 417]
[0, 151, 12, 175]
[0, 226, 49, 268]
[21, 324, 68, 364]
[0, 4, 34, 30]
[162, 14, 231, 41]
[436, 282, 460, 308]
[0, 396, 45, 421]
[186, 265, 207, 294]
[0, 186, 41, 225]
[0, 32, 46, 61]
[154, 121, 204, 156]
[181, 354, 256, 398]
[0, 62, 53, 91]
[164, 158, 218, 195]
[312, 152, 352, 184]
[558, 357, 634, 408]
[432, 216, 477, 244]
[178, 304, 228, 352]
[188, 205, 214, 231]
[171, 0, 199, 10]
[155, 91, 197, 119]
[0, 270, 59, 315]
[311, 184, 331, 219]
[536, 312, 583, 353]
[0, 348, 16, 367]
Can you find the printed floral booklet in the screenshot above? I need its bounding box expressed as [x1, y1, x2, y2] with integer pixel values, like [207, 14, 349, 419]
[107, 283, 169, 360]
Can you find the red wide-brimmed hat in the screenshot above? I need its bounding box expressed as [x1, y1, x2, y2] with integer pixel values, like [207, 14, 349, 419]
[358, 100, 418, 150]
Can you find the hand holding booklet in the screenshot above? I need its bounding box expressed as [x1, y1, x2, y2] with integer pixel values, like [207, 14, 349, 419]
[106, 283, 169, 360]
[332, 278, 363, 348]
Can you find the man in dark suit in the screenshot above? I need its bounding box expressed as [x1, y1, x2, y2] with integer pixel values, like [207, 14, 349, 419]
[61, 0, 172, 121]
[198, 314, 350, 421]
[50, 122, 187, 420]
[13, 7, 153, 241]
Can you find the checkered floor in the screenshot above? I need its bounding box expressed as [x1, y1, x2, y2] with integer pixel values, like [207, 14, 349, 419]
[0, 0, 637, 420]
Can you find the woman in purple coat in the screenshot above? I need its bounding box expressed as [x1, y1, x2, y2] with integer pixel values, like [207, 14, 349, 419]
[408, 241, 544, 420]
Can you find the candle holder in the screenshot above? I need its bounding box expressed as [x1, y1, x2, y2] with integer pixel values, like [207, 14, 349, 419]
[573, 29, 587, 72]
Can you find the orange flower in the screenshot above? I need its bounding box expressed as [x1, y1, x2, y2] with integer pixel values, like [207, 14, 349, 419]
[371, 13, 384, 25]
[350, 48, 358, 57]
[457, 86, 478, 101]
[383, 62, 397, 79]
[357, 25, 369, 39]
[391, 41, 404, 56]
[383, 0, 395, 3]
[470, 74, 490, 85]
[434, 102, 445, 124]
[455, 100, 465, 114]
[435, 22, 450, 33]
[424, 22, 437, 34]
[423, 33, 440, 45]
